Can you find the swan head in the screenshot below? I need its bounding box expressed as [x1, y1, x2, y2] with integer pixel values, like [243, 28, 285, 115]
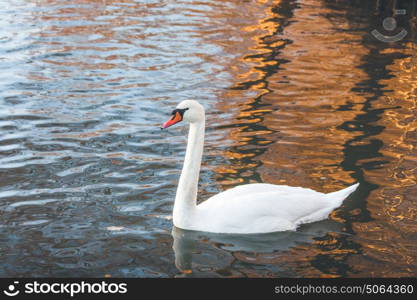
[162, 100, 205, 129]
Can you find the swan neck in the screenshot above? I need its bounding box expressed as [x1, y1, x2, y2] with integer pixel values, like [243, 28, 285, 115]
[173, 119, 205, 227]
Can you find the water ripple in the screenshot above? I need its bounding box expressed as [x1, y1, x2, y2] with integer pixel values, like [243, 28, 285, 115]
[0, 0, 416, 277]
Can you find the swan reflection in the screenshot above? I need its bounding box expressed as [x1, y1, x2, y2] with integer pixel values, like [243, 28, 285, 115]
[171, 219, 344, 275]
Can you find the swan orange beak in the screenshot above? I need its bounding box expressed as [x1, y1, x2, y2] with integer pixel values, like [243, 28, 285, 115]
[162, 111, 183, 129]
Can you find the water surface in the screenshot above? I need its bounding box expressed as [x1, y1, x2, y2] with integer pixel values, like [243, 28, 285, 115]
[0, 0, 416, 277]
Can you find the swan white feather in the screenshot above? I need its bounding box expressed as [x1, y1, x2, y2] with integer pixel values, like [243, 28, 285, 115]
[162, 100, 359, 234]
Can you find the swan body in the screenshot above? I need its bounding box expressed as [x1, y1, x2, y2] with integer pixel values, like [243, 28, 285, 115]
[162, 100, 359, 234]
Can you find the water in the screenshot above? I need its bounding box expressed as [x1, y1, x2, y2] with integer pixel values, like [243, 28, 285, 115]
[0, 0, 416, 277]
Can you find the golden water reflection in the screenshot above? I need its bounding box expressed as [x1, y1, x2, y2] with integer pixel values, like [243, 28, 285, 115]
[201, 0, 417, 277]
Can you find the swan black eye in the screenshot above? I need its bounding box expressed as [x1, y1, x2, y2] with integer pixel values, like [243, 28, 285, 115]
[171, 108, 189, 116]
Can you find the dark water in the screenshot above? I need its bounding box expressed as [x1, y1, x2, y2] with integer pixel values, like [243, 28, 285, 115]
[0, 0, 416, 277]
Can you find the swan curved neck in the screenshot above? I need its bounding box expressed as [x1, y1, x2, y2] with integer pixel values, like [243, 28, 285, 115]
[173, 119, 205, 228]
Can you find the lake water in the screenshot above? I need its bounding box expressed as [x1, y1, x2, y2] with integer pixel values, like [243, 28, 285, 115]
[0, 0, 416, 277]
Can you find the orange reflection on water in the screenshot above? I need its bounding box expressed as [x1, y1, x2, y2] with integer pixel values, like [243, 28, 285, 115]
[205, 0, 417, 277]
[347, 40, 417, 277]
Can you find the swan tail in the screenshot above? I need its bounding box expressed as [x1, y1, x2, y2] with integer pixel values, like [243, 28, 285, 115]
[326, 183, 359, 201]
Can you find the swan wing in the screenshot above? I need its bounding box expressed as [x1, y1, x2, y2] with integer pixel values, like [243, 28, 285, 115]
[195, 183, 340, 233]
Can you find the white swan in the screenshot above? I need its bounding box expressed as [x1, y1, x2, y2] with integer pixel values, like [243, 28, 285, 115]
[162, 100, 359, 234]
